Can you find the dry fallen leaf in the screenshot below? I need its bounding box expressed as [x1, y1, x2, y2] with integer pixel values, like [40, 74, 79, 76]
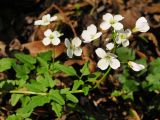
[22, 41, 66, 58]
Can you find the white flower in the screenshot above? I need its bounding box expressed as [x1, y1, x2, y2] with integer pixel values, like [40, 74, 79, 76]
[42, 29, 61, 46]
[95, 48, 120, 70]
[106, 42, 114, 50]
[115, 29, 131, 47]
[133, 17, 150, 32]
[81, 24, 102, 43]
[65, 37, 82, 58]
[34, 14, 57, 26]
[128, 61, 145, 71]
[100, 13, 124, 31]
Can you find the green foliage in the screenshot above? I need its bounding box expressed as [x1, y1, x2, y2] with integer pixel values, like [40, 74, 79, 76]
[0, 58, 15, 72]
[116, 47, 135, 62]
[0, 51, 93, 119]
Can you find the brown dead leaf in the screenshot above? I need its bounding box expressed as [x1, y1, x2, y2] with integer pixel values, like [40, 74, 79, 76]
[120, 8, 140, 28]
[64, 60, 84, 66]
[135, 50, 147, 58]
[127, 109, 141, 120]
[144, 3, 160, 14]
[9, 38, 23, 51]
[22, 41, 65, 58]
[0, 41, 7, 57]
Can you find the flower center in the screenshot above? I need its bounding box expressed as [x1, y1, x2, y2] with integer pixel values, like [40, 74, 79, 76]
[120, 34, 126, 40]
[49, 34, 54, 40]
[70, 44, 75, 50]
[110, 19, 116, 25]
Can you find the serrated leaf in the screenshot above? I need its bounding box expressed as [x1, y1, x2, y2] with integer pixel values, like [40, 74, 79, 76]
[15, 53, 36, 64]
[54, 62, 78, 76]
[66, 93, 78, 103]
[80, 62, 90, 76]
[51, 101, 62, 118]
[38, 51, 52, 61]
[116, 47, 135, 62]
[0, 58, 15, 72]
[37, 57, 48, 69]
[82, 85, 91, 96]
[60, 88, 70, 94]
[6, 114, 21, 120]
[49, 90, 65, 105]
[11, 94, 23, 106]
[72, 80, 84, 91]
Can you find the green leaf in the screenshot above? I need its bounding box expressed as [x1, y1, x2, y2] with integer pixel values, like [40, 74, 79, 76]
[66, 93, 78, 103]
[15, 53, 36, 64]
[82, 85, 91, 96]
[37, 56, 49, 69]
[72, 80, 84, 91]
[80, 62, 90, 76]
[37, 51, 52, 61]
[16, 96, 50, 118]
[11, 94, 23, 106]
[0, 58, 15, 72]
[51, 101, 62, 118]
[116, 47, 135, 62]
[49, 90, 65, 105]
[6, 114, 21, 120]
[111, 90, 122, 97]
[87, 72, 101, 83]
[60, 88, 70, 94]
[53, 62, 78, 76]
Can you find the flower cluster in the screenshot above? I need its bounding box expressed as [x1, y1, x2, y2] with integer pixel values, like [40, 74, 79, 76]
[34, 13, 149, 72]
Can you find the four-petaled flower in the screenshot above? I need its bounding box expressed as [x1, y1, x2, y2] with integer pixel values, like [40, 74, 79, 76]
[42, 29, 61, 46]
[65, 37, 82, 58]
[133, 17, 150, 32]
[115, 29, 131, 47]
[128, 61, 145, 71]
[100, 13, 124, 31]
[95, 48, 120, 70]
[34, 14, 57, 26]
[81, 24, 102, 43]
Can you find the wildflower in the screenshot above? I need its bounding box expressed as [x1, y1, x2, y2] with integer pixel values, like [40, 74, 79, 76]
[81, 24, 102, 43]
[95, 48, 120, 70]
[106, 42, 114, 50]
[34, 14, 57, 26]
[128, 61, 145, 71]
[42, 29, 61, 46]
[100, 13, 124, 31]
[65, 37, 82, 58]
[132, 17, 150, 32]
[115, 29, 131, 47]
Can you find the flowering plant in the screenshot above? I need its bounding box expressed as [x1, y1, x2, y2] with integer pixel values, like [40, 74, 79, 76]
[0, 12, 152, 119]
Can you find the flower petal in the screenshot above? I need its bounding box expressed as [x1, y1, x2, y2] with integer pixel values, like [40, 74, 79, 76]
[50, 16, 57, 21]
[74, 48, 82, 56]
[115, 36, 122, 44]
[128, 61, 145, 71]
[34, 20, 42, 25]
[122, 39, 129, 47]
[72, 37, 82, 47]
[103, 13, 113, 21]
[125, 29, 131, 37]
[92, 32, 102, 40]
[112, 22, 123, 30]
[135, 17, 150, 32]
[87, 24, 97, 35]
[44, 29, 52, 37]
[53, 31, 61, 37]
[81, 30, 92, 43]
[64, 38, 70, 48]
[114, 15, 124, 21]
[42, 38, 51, 46]
[97, 58, 109, 70]
[106, 42, 114, 50]
[100, 22, 111, 30]
[95, 48, 107, 58]
[110, 58, 120, 69]
[51, 38, 60, 45]
[67, 48, 73, 58]
[42, 14, 50, 20]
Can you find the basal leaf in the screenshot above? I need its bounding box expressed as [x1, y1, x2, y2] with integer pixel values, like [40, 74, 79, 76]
[11, 94, 23, 106]
[0, 58, 15, 72]
[51, 101, 62, 118]
[15, 53, 36, 64]
[66, 93, 78, 103]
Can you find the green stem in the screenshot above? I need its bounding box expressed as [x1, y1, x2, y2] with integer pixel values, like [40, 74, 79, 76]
[70, 90, 83, 94]
[95, 67, 111, 87]
[10, 90, 47, 96]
